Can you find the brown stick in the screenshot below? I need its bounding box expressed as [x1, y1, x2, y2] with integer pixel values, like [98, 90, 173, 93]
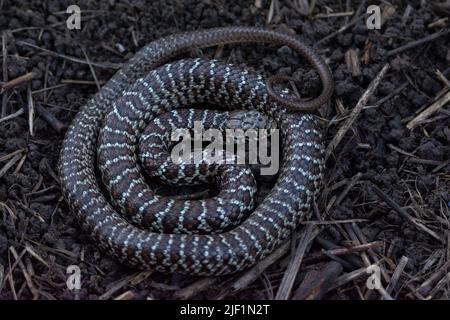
[387, 28, 450, 57]
[447, 232, 450, 263]
[436, 69, 450, 89]
[427, 271, 450, 299]
[16, 41, 121, 69]
[113, 290, 136, 300]
[81, 46, 101, 91]
[316, 14, 366, 46]
[345, 49, 362, 77]
[0, 153, 22, 179]
[231, 241, 290, 292]
[372, 184, 445, 243]
[61, 79, 106, 85]
[328, 266, 368, 291]
[406, 89, 450, 129]
[0, 108, 24, 123]
[275, 225, 318, 300]
[417, 261, 450, 296]
[303, 241, 383, 265]
[0, 247, 27, 297]
[35, 103, 65, 133]
[0, 149, 24, 162]
[1, 31, 8, 117]
[384, 256, 409, 298]
[99, 271, 152, 300]
[315, 236, 363, 268]
[326, 63, 390, 160]
[0, 264, 3, 293]
[344, 224, 391, 300]
[335, 172, 362, 206]
[351, 223, 390, 283]
[1, 72, 35, 92]
[9, 246, 39, 299]
[373, 81, 409, 107]
[230, 225, 323, 294]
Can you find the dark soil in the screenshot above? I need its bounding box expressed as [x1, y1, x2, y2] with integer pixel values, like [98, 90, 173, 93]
[0, 0, 449, 300]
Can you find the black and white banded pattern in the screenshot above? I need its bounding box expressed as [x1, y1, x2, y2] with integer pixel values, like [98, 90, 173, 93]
[59, 27, 332, 275]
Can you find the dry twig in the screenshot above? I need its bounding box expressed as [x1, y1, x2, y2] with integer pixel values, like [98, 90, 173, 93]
[17, 41, 121, 69]
[385, 256, 409, 298]
[1, 72, 35, 92]
[387, 28, 450, 57]
[326, 63, 390, 160]
[1, 31, 8, 117]
[406, 89, 450, 129]
[275, 225, 318, 299]
[372, 184, 445, 243]
[0, 153, 22, 179]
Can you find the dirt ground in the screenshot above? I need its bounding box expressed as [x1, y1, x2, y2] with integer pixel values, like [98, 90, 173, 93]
[0, 0, 449, 300]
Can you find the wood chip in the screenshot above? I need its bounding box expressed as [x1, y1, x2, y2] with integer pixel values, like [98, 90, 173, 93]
[372, 184, 445, 243]
[326, 63, 390, 160]
[345, 49, 362, 77]
[0, 153, 22, 179]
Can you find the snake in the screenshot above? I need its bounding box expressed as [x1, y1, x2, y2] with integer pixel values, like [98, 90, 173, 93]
[59, 26, 334, 275]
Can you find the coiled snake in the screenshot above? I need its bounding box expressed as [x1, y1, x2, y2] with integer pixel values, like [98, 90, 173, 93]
[59, 27, 333, 275]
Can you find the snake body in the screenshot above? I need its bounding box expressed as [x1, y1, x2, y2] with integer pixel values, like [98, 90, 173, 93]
[59, 27, 333, 275]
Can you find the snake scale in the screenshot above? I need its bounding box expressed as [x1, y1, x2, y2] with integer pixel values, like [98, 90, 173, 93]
[59, 27, 334, 275]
